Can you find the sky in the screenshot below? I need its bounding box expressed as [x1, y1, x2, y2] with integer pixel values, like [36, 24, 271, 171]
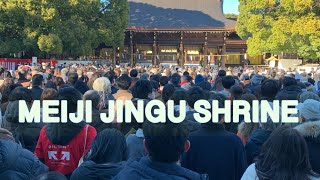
[223, 0, 239, 14]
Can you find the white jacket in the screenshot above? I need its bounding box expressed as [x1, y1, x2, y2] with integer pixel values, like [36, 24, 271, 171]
[241, 164, 320, 180]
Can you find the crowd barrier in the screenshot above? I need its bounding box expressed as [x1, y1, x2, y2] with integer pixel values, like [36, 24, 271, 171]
[0, 58, 58, 70]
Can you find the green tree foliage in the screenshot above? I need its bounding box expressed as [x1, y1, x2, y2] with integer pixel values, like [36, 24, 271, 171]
[0, 0, 129, 58]
[224, 13, 238, 20]
[236, 0, 320, 59]
[37, 34, 62, 54]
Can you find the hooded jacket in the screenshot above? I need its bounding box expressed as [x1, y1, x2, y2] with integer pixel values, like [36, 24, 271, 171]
[276, 85, 302, 100]
[71, 160, 124, 180]
[113, 156, 208, 180]
[0, 140, 48, 179]
[295, 121, 320, 174]
[1, 101, 43, 152]
[34, 122, 96, 177]
[245, 129, 272, 164]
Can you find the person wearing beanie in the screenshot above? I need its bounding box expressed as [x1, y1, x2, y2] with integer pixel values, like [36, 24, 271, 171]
[295, 99, 320, 174]
[195, 74, 205, 85]
[244, 74, 264, 94]
[299, 91, 320, 103]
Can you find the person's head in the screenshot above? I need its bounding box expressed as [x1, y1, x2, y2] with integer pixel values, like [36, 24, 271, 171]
[54, 77, 65, 88]
[186, 86, 206, 109]
[2, 78, 14, 86]
[87, 129, 127, 164]
[57, 87, 82, 114]
[150, 80, 159, 91]
[9, 86, 33, 104]
[116, 74, 132, 90]
[241, 93, 257, 106]
[170, 73, 181, 86]
[34, 172, 67, 180]
[68, 72, 78, 86]
[170, 89, 187, 105]
[77, 69, 83, 78]
[83, 90, 100, 109]
[222, 76, 235, 90]
[93, 77, 111, 94]
[183, 71, 189, 77]
[159, 76, 169, 87]
[197, 81, 211, 91]
[299, 91, 320, 103]
[41, 88, 58, 102]
[45, 81, 57, 90]
[218, 70, 226, 77]
[140, 73, 149, 80]
[104, 70, 116, 84]
[195, 74, 205, 85]
[32, 74, 44, 87]
[251, 74, 265, 85]
[282, 76, 297, 87]
[230, 85, 243, 100]
[240, 73, 250, 81]
[87, 72, 101, 89]
[143, 120, 190, 163]
[261, 79, 279, 100]
[60, 68, 68, 76]
[297, 99, 320, 122]
[162, 84, 175, 103]
[130, 69, 138, 78]
[18, 69, 27, 79]
[256, 126, 316, 180]
[131, 79, 152, 99]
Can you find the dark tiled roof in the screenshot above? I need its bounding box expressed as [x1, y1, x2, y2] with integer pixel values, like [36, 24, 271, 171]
[128, 0, 236, 30]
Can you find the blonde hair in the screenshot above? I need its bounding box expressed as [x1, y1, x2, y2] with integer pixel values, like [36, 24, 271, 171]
[93, 77, 111, 94]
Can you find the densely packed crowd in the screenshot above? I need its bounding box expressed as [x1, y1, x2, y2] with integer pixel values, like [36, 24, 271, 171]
[0, 63, 320, 180]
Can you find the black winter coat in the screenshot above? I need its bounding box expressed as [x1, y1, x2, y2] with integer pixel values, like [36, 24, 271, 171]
[1, 101, 43, 152]
[295, 121, 320, 174]
[181, 124, 247, 180]
[71, 160, 123, 180]
[0, 140, 48, 179]
[113, 156, 208, 180]
[245, 129, 272, 164]
[276, 85, 302, 100]
[31, 86, 43, 100]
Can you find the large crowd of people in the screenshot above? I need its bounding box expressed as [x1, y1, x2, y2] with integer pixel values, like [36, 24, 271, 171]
[0, 63, 320, 180]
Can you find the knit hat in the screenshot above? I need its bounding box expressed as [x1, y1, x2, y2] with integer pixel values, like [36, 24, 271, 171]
[299, 91, 320, 103]
[195, 74, 205, 84]
[251, 74, 264, 85]
[240, 73, 250, 81]
[297, 99, 320, 121]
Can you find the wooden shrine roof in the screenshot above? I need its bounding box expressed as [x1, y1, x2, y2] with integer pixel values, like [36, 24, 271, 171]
[127, 0, 236, 31]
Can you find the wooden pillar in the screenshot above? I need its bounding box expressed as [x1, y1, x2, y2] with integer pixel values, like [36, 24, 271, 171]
[179, 32, 184, 66]
[130, 31, 134, 66]
[203, 32, 208, 67]
[221, 32, 227, 69]
[152, 32, 157, 66]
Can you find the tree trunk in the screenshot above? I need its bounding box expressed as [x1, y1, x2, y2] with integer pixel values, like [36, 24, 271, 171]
[113, 47, 116, 65]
